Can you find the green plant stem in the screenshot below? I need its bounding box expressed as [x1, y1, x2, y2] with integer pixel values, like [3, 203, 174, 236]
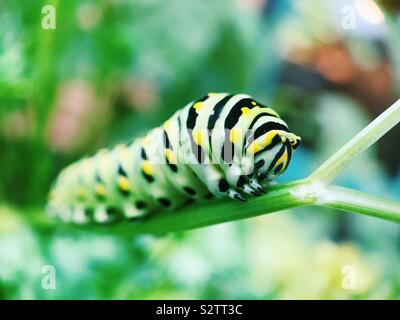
[309, 98, 400, 183]
[321, 185, 400, 224]
[85, 180, 399, 236]
[88, 180, 309, 236]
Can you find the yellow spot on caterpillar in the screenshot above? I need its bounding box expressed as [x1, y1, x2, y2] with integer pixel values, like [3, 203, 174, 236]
[247, 142, 263, 155]
[275, 148, 289, 172]
[251, 101, 257, 106]
[208, 93, 226, 98]
[95, 184, 107, 197]
[263, 130, 280, 146]
[193, 102, 205, 113]
[247, 130, 298, 155]
[192, 129, 204, 145]
[118, 176, 130, 191]
[241, 107, 251, 116]
[247, 130, 281, 155]
[163, 120, 172, 130]
[142, 160, 154, 176]
[76, 187, 86, 201]
[166, 148, 177, 164]
[230, 128, 242, 143]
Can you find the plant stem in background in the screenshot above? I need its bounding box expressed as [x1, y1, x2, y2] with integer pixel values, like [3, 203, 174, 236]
[322, 185, 400, 224]
[309, 98, 400, 183]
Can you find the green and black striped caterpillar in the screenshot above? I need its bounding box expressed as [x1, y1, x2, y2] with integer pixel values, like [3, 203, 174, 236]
[47, 93, 301, 225]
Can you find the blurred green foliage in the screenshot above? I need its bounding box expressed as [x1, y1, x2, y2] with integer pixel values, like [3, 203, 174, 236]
[0, 0, 399, 299]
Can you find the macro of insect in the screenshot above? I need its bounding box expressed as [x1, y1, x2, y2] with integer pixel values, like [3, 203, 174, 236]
[47, 93, 301, 225]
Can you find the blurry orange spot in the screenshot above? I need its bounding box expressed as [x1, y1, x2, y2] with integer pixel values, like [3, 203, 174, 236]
[46, 80, 99, 153]
[1, 106, 35, 140]
[76, 3, 103, 30]
[120, 78, 159, 113]
[235, 0, 267, 10]
[313, 45, 357, 84]
[287, 48, 313, 65]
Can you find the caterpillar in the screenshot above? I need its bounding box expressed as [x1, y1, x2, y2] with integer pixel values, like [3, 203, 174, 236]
[47, 93, 301, 225]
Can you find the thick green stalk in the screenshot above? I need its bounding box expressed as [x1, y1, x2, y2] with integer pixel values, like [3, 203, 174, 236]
[86, 180, 400, 236]
[90, 180, 309, 236]
[321, 185, 400, 224]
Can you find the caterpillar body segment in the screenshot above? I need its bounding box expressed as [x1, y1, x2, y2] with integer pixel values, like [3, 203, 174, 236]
[47, 93, 301, 225]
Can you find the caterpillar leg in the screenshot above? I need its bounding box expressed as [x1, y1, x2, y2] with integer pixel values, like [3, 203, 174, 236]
[249, 178, 265, 193]
[223, 164, 262, 197]
[189, 163, 245, 201]
[242, 183, 262, 196]
[227, 189, 246, 201]
[71, 205, 89, 224]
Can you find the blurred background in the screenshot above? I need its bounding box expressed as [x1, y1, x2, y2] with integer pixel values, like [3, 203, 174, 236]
[1, 0, 400, 299]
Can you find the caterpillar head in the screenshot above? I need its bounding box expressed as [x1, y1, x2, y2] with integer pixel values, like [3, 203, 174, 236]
[249, 127, 301, 183]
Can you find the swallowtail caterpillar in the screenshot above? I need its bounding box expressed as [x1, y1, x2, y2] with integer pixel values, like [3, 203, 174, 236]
[47, 93, 301, 225]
